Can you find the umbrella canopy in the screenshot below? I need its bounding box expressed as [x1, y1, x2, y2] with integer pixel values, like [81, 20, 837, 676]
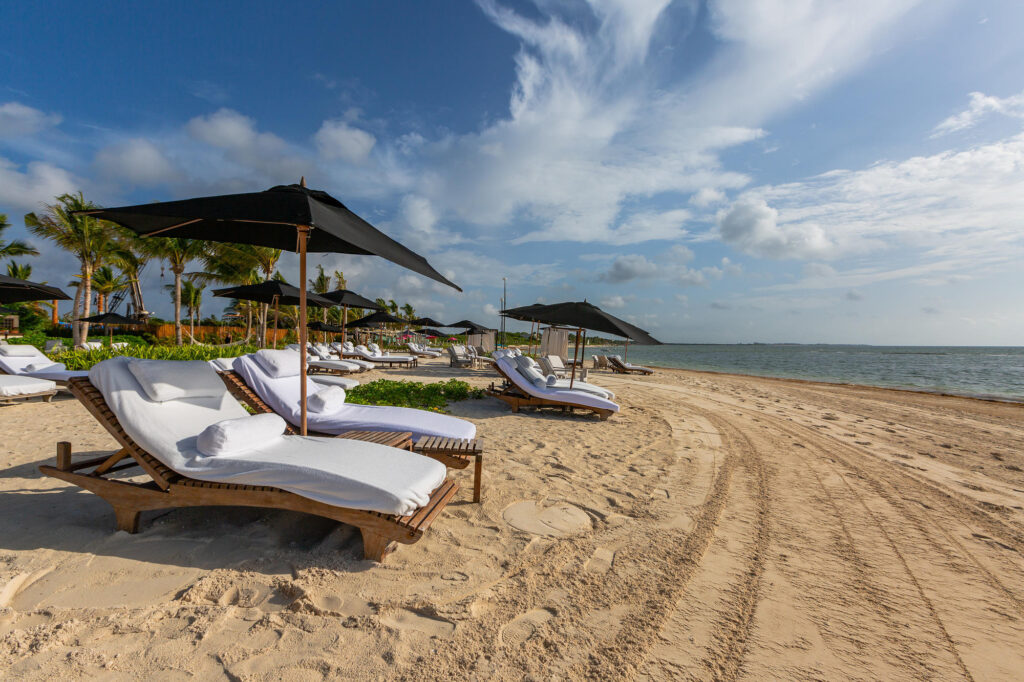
[448, 319, 495, 332]
[417, 328, 444, 338]
[501, 301, 660, 344]
[76, 183, 460, 291]
[77, 312, 144, 325]
[0, 274, 71, 304]
[75, 179, 461, 437]
[410, 316, 446, 328]
[211, 280, 334, 307]
[307, 321, 346, 333]
[320, 289, 382, 309]
[347, 310, 408, 328]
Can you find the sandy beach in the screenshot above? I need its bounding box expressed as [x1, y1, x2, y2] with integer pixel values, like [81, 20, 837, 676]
[1, 357, 1022, 680]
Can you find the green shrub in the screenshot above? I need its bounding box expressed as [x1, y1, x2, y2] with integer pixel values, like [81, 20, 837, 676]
[51, 344, 262, 370]
[346, 379, 485, 413]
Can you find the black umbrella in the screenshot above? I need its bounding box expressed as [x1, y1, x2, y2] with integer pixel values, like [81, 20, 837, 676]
[501, 301, 661, 387]
[448, 319, 495, 347]
[213, 280, 334, 349]
[499, 303, 548, 355]
[417, 328, 444, 338]
[77, 312, 144, 345]
[410, 316, 446, 328]
[0, 274, 71, 304]
[347, 310, 408, 345]
[321, 289, 382, 343]
[76, 178, 461, 435]
[308, 321, 346, 333]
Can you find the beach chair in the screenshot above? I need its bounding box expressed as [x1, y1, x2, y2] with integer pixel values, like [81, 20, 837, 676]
[406, 342, 441, 358]
[448, 346, 474, 368]
[608, 355, 654, 375]
[349, 344, 417, 368]
[538, 355, 568, 378]
[40, 359, 459, 562]
[0, 374, 57, 404]
[591, 355, 609, 370]
[222, 358, 484, 502]
[0, 343, 89, 386]
[510, 354, 614, 399]
[486, 352, 619, 420]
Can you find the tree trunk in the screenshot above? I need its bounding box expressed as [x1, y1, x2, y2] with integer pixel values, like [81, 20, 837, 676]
[190, 310, 195, 342]
[259, 302, 269, 348]
[71, 273, 84, 346]
[97, 293, 104, 315]
[80, 265, 93, 344]
[245, 305, 252, 342]
[173, 270, 183, 346]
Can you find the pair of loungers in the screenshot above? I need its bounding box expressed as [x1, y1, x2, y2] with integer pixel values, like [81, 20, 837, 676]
[339, 342, 417, 368]
[487, 349, 620, 420]
[41, 353, 483, 562]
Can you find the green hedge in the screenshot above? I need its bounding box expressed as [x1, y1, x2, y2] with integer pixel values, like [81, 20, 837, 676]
[346, 379, 484, 412]
[51, 344, 261, 370]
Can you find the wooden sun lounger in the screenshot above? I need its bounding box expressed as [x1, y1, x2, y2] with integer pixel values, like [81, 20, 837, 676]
[486, 362, 615, 421]
[0, 387, 56, 405]
[608, 356, 654, 375]
[341, 352, 417, 368]
[39, 377, 459, 562]
[219, 371, 484, 502]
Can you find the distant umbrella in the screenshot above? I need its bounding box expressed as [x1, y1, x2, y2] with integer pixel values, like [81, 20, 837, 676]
[410, 316, 446, 328]
[347, 310, 408, 327]
[418, 328, 444, 338]
[213, 280, 334, 349]
[307, 321, 346, 333]
[320, 289, 382, 343]
[76, 312, 144, 345]
[0, 274, 70, 304]
[75, 179, 460, 436]
[501, 301, 660, 387]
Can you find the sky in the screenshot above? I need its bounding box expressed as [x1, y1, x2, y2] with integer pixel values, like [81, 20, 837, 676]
[1, 0, 1023, 345]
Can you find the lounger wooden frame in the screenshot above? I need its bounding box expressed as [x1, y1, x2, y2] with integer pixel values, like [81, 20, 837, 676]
[219, 371, 484, 502]
[608, 356, 653, 375]
[0, 387, 56, 404]
[39, 377, 459, 562]
[486, 363, 615, 421]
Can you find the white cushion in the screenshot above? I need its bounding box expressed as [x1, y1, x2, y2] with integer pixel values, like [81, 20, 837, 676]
[546, 374, 558, 387]
[308, 385, 346, 413]
[25, 361, 62, 373]
[515, 355, 538, 371]
[0, 344, 42, 357]
[197, 413, 287, 457]
[254, 349, 301, 378]
[128, 359, 227, 402]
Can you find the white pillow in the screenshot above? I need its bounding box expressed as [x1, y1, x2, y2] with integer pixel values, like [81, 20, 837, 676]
[26, 361, 63, 373]
[308, 385, 346, 413]
[197, 413, 286, 457]
[515, 355, 537, 371]
[0, 344, 42, 357]
[128, 359, 227, 402]
[254, 349, 301, 378]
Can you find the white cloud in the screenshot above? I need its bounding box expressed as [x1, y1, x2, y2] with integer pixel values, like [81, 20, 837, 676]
[674, 294, 689, 306]
[803, 262, 837, 278]
[94, 139, 180, 185]
[718, 198, 836, 259]
[600, 295, 633, 309]
[0, 157, 79, 211]
[0, 102, 61, 137]
[690, 187, 726, 207]
[314, 119, 376, 163]
[932, 88, 1024, 137]
[598, 253, 658, 283]
[400, 195, 438, 233]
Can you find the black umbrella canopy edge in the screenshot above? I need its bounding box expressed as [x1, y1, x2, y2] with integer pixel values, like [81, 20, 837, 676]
[500, 301, 660, 344]
[211, 281, 335, 307]
[321, 289, 383, 309]
[0, 274, 71, 304]
[77, 312, 144, 325]
[347, 310, 409, 328]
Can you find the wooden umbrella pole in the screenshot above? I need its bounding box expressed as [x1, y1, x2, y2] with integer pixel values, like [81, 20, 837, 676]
[624, 338, 629, 362]
[569, 328, 580, 389]
[297, 225, 310, 436]
[272, 295, 280, 349]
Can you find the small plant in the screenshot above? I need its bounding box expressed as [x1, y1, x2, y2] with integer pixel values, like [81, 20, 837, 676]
[346, 379, 484, 412]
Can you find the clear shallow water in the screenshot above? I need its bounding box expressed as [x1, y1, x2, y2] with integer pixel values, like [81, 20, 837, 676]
[591, 344, 1024, 402]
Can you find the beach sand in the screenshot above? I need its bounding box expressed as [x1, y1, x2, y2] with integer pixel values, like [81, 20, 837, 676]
[1, 357, 1022, 680]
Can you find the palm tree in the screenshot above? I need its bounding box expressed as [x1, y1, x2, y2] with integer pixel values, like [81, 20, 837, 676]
[401, 302, 416, 321]
[91, 266, 128, 314]
[142, 237, 207, 345]
[190, 243, 279, 345]
[6, 261, 32, 280]
[0, 214, 38, 263]
[109, 233, 151, 318]
[181, 280, 204, 342]
[25, 193, 117, 345]
[309, 264, 332, 325]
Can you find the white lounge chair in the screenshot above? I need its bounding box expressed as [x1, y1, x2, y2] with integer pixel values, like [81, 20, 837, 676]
[40, 356, 458, 561]
[0, 374, 57, 404]
[508, 353, 614, 400]
[406, 342, 441, 358]
[347, 344, 417, 367]
[608, 355, 654, 375]
[488, 351, 619, 420]
[0, 343, 89, 385]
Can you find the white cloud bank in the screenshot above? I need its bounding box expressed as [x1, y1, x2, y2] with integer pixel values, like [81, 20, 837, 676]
[932, 88, 1024, 137]
[0, 102, 61, 137]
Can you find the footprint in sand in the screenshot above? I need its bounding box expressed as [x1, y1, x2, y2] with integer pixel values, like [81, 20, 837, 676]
[503, 501, 592, 537]
[380, 609, 456, 638]
[585, 547, 616, 574]
[498, 608, 555, 646]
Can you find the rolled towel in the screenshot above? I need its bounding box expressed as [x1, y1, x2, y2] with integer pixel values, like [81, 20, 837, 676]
[25, 361, 65, 373]
[546, 374, 558, 387]
[197, 413, 287, 457]
[308, 385, 347, 413]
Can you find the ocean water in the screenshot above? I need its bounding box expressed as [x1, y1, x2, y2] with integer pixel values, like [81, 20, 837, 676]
[590, 344, 1024, 402]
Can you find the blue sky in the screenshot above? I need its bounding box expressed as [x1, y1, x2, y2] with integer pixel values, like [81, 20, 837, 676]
[2, 0, 1023, 344]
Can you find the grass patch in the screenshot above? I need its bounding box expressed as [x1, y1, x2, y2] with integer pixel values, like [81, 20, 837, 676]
[346, 379, 485, 412]
[51, 344, 261, 370]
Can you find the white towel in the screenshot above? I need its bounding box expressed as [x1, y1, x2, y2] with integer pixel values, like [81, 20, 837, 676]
[128, 359, 227, 402]
[309, 385, 347, 413]
[254, 349, 301, 377]
[197, 413, 287, 457]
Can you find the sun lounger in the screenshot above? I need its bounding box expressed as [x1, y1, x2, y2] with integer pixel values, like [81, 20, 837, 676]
[39, 357, 458, 562]
[508, 353, 614, 399]
[591, 354, 609, 370]
[226, 354, 483, 501]
[448, 345, 475, 368]
[341, 344, 417, 368]
[0, 374, 57, 404]
[538, 355, 567, 378]
[0, 343, 89, 386]
[406, 342, 441, 358]
[608, 355, 654, 375]
[487, 351, 619, 420]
